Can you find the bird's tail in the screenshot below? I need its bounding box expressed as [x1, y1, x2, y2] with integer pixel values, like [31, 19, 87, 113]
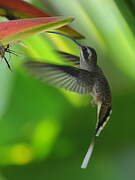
[81, 136, 96, 169]
[81, 102, 112, 168]
[96, 102, 112, 137]
[80, 103, 101, 169]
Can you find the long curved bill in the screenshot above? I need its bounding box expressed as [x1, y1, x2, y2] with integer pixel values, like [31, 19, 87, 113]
[46, 31, 83, 47]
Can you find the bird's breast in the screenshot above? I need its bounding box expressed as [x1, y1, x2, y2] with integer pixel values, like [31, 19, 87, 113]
[90, 85, 102, 105]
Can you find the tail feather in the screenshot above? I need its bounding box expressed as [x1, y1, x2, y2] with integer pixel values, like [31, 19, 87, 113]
[96, 102, 112, 137]
[81, 137, 95, 169]
[81, 102, 112, 169]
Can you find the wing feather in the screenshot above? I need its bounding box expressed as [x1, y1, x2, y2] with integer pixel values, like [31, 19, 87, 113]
[25, 61, 95, 94]
[56, 50, 80, 66]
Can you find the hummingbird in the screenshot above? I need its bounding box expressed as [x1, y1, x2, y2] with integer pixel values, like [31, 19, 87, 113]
[24, 31, 112, 168]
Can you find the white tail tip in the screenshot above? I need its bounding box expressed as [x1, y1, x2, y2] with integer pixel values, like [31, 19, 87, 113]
[81, 138, 95, 169]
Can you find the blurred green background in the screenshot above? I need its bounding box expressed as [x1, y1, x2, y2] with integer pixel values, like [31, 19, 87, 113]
[0, 0, 135, 179]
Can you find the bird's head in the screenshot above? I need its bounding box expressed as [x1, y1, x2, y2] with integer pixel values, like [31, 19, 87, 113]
[80, 46, 97, 65]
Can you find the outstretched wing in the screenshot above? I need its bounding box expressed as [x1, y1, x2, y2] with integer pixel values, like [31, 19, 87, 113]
[25, 61, 95, 94]
[56, 50, 80, 66]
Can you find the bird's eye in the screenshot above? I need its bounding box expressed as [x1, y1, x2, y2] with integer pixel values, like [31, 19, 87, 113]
[82, 47, 87, 53]
[82, 47, 91, 59]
